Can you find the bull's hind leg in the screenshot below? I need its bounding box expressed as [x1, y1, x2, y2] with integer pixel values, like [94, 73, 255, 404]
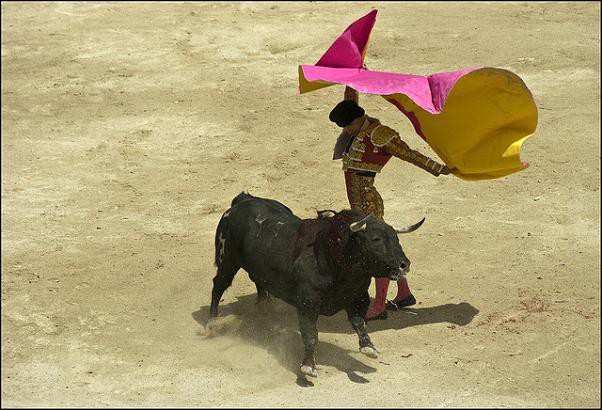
[209, 260, 240, 318]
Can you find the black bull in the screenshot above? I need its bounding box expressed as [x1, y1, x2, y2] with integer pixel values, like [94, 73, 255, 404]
[209, 192, 424, 377]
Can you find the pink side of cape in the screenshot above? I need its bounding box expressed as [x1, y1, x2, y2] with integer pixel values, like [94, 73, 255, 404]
[300, 65, 480, 114]
[304, 9, 479, 114]
[316, 9, 377, 68]
[299, 9, 536, 180]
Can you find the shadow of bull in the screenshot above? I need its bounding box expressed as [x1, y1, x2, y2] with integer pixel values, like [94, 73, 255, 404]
[192, 294, 478, 386]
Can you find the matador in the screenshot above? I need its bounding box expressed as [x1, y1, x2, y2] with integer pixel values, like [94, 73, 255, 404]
[330, 87, 452, 320]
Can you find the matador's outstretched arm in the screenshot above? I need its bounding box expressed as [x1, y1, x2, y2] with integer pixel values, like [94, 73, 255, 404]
[344, 86, 451, 176]
[384, 136, 450, 177]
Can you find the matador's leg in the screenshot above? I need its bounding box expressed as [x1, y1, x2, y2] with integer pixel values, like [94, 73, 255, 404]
[344, 172, 391, 320]
[343, 171, 384, 219]
[386, 277, 416, 310]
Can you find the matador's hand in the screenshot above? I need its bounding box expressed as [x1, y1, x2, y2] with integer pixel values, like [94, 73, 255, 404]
[439, 165, 456, 176]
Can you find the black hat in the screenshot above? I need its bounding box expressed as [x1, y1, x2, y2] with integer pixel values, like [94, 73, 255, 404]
[329, 100, 365, 128]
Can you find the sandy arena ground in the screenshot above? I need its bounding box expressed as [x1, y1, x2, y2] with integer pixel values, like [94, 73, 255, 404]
[1, 1, 600, 407]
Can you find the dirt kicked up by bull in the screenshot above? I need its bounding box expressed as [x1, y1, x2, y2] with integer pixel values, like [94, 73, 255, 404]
[208, 192, 425, 378]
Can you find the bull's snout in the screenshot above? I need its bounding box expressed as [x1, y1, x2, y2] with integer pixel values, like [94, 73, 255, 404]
[388, 260, 410, 280]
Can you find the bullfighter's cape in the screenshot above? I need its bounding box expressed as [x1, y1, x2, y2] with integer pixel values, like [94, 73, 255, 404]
[298, 10, 538, 181]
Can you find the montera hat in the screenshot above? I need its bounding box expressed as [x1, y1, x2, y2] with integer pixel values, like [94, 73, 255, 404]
[329, 100, 365, 127]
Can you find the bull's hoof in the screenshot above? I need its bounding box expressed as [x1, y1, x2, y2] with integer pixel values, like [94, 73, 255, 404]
[205, 317, 216, 329]
[300, 365, 318, 378]
[360, 346, 379, 358]
[204, 315, 241, 337]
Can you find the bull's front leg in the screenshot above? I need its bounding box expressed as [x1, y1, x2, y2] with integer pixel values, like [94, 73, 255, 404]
[296, 307, 320, 377]
[346, 295, 378, 359]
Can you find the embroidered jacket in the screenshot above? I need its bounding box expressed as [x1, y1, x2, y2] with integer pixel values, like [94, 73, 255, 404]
[340, 116, 446, 176]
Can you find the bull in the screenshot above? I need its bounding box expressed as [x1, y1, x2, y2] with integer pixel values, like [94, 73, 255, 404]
[209, 192, 424, 377]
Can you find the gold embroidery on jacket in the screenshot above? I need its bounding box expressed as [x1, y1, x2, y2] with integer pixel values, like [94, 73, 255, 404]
[343, 160, 383, 173]
[383, 136, 443, 176]
[370, 125, 398, 147]
[342, 120, 389, 173]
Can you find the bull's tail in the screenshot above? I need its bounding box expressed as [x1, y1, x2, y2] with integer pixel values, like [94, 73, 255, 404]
[215, 192, 252, 267]
[214, 208, 231, 268]
[231, 191, 254, 207]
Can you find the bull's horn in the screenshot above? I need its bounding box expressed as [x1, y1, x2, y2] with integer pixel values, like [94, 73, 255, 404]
[394, 217, 426, 234]
[350, 215, 370, 232]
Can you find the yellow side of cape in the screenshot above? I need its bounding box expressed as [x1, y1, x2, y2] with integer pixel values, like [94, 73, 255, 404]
[300, 66, 537, 181]
[384, 68, 537, 180]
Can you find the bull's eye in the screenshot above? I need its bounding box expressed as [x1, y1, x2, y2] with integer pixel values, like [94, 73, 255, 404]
[371, 237, 382, 242]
